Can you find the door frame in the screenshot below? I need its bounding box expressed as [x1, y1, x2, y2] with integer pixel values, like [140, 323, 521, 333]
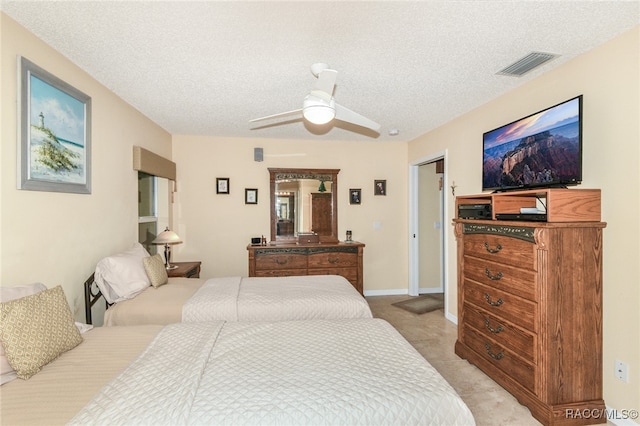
[408, 150, 450, 314]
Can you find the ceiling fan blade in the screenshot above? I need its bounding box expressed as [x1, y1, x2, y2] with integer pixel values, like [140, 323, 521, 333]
[334, 103, 381, 133]
[314, 69, 337, 97]
[249, 109, 303, 127]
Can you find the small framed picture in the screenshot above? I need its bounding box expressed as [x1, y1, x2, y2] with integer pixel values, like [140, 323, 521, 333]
[349, 188, 361, 205]
[216, 178, 229, 194]
[245, 188, 258, 204]
[374, 179, 386, 196]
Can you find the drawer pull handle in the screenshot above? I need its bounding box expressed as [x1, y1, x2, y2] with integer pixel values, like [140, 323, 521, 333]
[328, 257, 340, 264]
[484, 318, 504, 334]
[275, 259, 288, 265]
[484, 268, 503, 281]
[483, 242, 502, 254]
[484, 343, 504, 360]
[484, 292, 504, 306]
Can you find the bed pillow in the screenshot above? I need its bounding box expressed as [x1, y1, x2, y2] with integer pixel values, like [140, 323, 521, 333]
[0, 283, 48, 385]
[94, 243, 151, 304]
[143, 254, 169, 288]
[0, 283, 47, 303]
[0, 285, 83, 380]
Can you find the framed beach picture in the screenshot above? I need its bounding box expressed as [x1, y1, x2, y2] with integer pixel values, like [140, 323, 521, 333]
[19, 57, 91, 194]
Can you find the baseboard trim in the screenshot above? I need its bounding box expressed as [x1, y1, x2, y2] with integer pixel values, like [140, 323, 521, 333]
[363, 289, 408, 297]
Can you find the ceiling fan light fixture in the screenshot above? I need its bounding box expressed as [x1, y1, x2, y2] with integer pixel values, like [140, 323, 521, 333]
[303, 104, 335, 125]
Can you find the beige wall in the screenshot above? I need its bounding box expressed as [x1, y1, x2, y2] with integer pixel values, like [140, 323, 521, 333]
[0, 14, 172, 318]
[170, 135, 408, 294]
[409, 26, 639, 418]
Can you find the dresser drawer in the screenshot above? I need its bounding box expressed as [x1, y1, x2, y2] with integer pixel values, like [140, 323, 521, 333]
[463, 256, 537, 301]
[255, 253, 307, 270]
[254, 269, 307, 278]
[463, 303, 535, 363]
[308, 251, 357, 268]
[464, 279, 536, 332]
[463, 233, 535, 270]
[308, 267, 358, 283]
[463, 324, 535, 393]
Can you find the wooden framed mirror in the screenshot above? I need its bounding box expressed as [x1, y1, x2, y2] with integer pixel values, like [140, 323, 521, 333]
[269, 168, 339, 243]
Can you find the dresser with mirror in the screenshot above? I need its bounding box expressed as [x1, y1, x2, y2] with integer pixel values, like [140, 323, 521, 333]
[247, 167, 365, 294]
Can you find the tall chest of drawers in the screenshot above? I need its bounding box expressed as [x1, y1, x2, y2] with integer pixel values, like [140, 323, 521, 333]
[454, 221, 606, 426]
[247, 242, 365, 295]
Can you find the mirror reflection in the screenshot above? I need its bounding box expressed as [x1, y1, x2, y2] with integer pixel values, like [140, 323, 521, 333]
[270, 168, 339, 243]
[275, 180, 333, 237]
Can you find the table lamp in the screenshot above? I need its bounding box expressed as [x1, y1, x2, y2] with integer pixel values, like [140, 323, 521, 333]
[152, 227, 182, 270]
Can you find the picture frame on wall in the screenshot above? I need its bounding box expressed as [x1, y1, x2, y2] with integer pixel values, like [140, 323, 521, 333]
[349, 188, 362, 205]
[245, 188, 258, 204]
[19, 56, 92, 194]
[374, 179, 386, 196]
[216, 177, 229, 194]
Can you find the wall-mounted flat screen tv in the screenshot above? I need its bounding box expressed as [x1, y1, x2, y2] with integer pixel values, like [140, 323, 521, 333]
[482, 95, 583, 192]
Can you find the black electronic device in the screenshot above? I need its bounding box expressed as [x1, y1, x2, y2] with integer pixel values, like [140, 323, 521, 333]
[495, 213, 548, 222]
[458, 204, 492, 219]
[482, 95, 583, 192]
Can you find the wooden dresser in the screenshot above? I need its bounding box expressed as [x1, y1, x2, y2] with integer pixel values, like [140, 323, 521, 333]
[454, 189, 606, 425]
[247, 242, 364, 295]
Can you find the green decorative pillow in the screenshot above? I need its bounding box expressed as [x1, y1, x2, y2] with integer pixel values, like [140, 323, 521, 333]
[0, 285, 83, 379]
[143, 253, 169, 288]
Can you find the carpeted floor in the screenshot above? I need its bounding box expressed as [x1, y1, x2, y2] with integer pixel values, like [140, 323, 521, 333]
[391, 293, 444, 314]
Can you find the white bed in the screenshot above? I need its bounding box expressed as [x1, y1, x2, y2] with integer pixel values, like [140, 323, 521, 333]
[2, 320, 475, 425]
[94, 275, 373, 326]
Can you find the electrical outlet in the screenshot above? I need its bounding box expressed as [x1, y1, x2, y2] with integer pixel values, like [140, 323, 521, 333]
[615, 359, 629, 382]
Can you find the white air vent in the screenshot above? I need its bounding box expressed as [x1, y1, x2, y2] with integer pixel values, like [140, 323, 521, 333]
[497, 52, 559, 77]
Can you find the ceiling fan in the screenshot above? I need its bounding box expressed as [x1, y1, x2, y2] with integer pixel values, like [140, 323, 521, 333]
[249, 63, 381, 133]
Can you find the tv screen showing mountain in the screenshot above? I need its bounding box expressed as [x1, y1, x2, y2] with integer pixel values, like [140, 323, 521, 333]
[482, 96, 582, 191]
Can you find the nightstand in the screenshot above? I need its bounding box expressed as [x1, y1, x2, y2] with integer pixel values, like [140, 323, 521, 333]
[167, 261, 201, 278]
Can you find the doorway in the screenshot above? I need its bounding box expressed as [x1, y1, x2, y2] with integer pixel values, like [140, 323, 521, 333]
[409, 150, 448, 317]
[418, 161, 444, 293]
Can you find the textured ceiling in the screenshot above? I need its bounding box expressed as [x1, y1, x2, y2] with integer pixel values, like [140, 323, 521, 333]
[2, 1, 638, 142]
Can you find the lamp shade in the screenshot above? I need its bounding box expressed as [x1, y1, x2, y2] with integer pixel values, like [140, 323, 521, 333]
[303, 95, 335, 125]
[303, 105, 335, 124]
[152, 228, 182, 245]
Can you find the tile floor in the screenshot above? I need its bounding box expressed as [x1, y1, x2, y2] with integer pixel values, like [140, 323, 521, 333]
[366, 295, 606, 426]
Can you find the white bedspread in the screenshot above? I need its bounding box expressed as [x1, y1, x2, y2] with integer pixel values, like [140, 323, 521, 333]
[182, 275, 372, 322]
[71, 319, 475, 425]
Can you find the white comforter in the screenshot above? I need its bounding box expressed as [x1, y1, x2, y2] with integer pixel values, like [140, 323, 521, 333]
[70, 319, 475, 425]
[182, 275, 372, 322]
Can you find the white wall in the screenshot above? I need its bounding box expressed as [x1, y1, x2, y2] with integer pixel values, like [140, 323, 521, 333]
[0, 14, 172, 318]
[408, 26, 639, 420]
[171, 135, 408, 294]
